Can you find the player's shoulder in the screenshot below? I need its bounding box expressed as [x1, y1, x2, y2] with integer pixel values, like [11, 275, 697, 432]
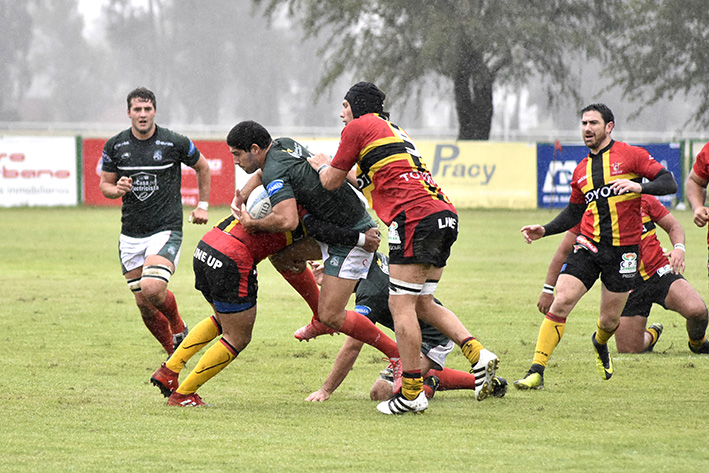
[612, 140, 651, 158]
[272, 137, 311, 158]
[105, 128, 130, 145]
[103, 130, 132, 157]
[155, 125, 191, 145]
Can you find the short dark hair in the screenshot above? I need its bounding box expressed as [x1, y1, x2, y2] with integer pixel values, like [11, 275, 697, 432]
[127, 87, 156, 110]
[226, 121, 272, 151]
[580, 103, 614, 125]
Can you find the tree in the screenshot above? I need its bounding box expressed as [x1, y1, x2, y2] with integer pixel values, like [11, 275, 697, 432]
[28, 0, 103, 122]
[611, 0, 709, 128]
[0, 1, 33, 120]
[101, 0, 331, 127]
[254, 0, 621, 139]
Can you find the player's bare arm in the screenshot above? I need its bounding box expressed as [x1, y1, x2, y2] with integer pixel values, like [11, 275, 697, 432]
[686, 170, 709, 227]
[189, 155, 211, 225]
[307, 153, 347, 191]
[99, 171, 132, 199]
[657, 212, 686, 274]
[306, 336, 365, 402]
[269, 238, 321, 274]
[239, 197, 299, 234]
[537, 230, 576, 314]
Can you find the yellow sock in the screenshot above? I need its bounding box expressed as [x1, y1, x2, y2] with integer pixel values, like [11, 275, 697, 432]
[532, 315, 566, 367]
[461, 338, 484, 365]
[689, 336, 707, 350]
[176, 338, 237, 395]
[594, 319, 617, 345]
[166, 316, 220, 373]
[647, 327, 660, 346]
[401, 374, 423, 401]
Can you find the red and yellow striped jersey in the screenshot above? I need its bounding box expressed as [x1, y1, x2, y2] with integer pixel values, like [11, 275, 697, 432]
[569, 140, 665, 246]
[201, 215, 304, 264]
[331, 114, 454, 226]
[636, 195, 671, 280]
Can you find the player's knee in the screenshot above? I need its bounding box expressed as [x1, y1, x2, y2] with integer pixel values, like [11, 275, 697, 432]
[681, 300, 708, 321]
[222, 333, 251, 352]
[140, 265, 172, 300]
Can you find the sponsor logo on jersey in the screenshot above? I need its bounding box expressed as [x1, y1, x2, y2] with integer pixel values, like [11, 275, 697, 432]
[619, 252, 638, 275]
[155, 140, 174, 147]
[388, 222, 401, 245]
[656, 264, 671, 277]
[193, 246, 224, 269]
[584, 184, 616, 204]
[130, 172, 159, 201]
[357, 172, 372, 190]
[438, 216, 457, 229]
[355, 304, 372, 316]
[266, 180, 284, 196]
[574, 234, 598, 253]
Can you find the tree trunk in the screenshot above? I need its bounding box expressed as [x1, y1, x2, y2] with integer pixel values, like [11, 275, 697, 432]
[453, 52, 494, 140]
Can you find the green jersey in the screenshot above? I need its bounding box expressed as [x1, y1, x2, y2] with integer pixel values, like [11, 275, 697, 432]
[102, 125, 201, 237]
[262, 137, 374, 231]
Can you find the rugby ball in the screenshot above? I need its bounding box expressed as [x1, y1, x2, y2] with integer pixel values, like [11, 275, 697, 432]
[245, 185, 272, 219]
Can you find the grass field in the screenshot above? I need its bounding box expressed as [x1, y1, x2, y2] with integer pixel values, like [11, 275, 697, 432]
[1, 206, 708, 472]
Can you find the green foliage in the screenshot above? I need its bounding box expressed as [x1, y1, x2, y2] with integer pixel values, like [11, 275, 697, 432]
[0, 0, 34, 119]
[254, 0, 623, 139]
[612, 0, 709, 127]
[1, 206, 708, 472]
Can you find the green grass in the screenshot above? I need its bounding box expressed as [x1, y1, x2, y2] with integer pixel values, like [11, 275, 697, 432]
[1, 206, 708, 472]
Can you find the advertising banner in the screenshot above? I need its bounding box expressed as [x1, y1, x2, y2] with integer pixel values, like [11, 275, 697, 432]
[82, 138, 235, 207]
[418, 141, 537, 209]
[0, 135, 78, 207]
[297, 138, 537, 209]
[537, 142, 683, 209]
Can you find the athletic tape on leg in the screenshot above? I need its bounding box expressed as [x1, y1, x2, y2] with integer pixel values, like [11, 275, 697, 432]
[142, 264, 173, 284]
[389, 278, 424, 296]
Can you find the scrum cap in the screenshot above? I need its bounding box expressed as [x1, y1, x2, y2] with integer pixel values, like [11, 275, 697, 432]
[345, 82, 385, 118]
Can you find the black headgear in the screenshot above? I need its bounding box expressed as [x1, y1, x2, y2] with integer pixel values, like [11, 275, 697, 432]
[345, 82, 385, 118]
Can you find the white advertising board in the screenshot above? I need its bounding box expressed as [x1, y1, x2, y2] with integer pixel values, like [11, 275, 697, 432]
[0, 136, 78, 206]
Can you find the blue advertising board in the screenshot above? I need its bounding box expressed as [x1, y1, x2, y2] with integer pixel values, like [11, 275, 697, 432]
[537, 142, 682, 209]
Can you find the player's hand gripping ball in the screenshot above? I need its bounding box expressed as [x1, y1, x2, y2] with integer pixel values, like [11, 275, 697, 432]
[245, 185, 272, 219]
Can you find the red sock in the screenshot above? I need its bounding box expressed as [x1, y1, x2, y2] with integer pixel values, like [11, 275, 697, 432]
[279, 268, 320, 317]
[139, 307, 174, 354]
[340, 310, 399, 358]
[425, 368, 475, 391]
[156, 290, 185, 334]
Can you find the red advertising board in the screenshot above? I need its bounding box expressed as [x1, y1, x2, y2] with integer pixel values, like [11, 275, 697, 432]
[82, 138, 235, 207]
